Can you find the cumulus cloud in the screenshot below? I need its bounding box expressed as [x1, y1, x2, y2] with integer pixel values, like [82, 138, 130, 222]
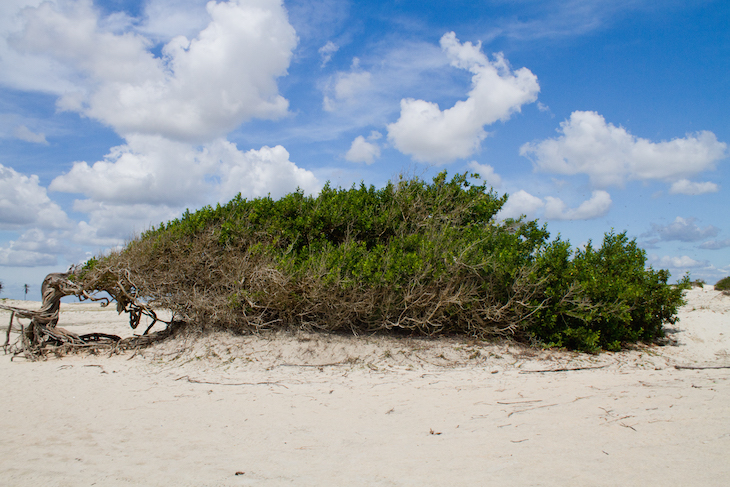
[140, 0, 212, 43]
[647, 216, 719, 243]
[12, 124, 48, 144]
[496, 188, 611, 221]
[496, 190, 544, 221]
[0, 163, 70, 229]
[0, 246, 56, 267]
[669, 179, 719, 195]
[211, 141, 320, 202]
[9, 0, 297, 142]
[319, 40, 339, 66]
[323, 58, 372, 112]
[649, 254, 706, 270]
[0, 229, 63, 267]
[544, 190, 612, 220]
[345, 131, 382, 164]
[699, 238, 730, 250]
[466, 161, 502, 187]
[50, 135, 211, 206]
[0, 0, 80, 94]
[49, 137, 319, 241]
[2, 1, 322, 251]
[521, 111, 727, 188]
[70, 201, 186, 246]
[387, 32, 539, 164]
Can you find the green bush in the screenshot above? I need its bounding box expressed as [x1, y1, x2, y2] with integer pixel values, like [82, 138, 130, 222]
[78, 172, 689, 352]
[716, 276, 730, 291]
[531, 232, 688, 351]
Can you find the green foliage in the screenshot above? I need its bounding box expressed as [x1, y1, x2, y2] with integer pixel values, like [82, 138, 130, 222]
[716, 276, 730, 291]
[90, 172, 688, 352]
[531, 231, 689, 351]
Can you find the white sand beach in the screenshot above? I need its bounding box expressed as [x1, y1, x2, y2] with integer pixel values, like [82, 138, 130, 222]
[1, 287, 728, 486]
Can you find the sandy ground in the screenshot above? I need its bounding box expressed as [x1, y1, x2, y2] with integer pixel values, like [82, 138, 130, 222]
[1, 287, 728, 486]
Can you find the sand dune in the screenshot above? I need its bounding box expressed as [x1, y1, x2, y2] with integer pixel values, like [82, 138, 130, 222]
[1, 287, 728, 486]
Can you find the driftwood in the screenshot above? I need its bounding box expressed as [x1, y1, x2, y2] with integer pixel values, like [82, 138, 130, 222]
[1, 270, 174, 360]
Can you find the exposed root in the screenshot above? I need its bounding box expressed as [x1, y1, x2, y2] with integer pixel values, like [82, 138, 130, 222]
[1, 270, 177, 360]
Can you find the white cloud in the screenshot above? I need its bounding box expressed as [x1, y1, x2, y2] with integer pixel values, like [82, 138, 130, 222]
[466, 161, 502, 187]
[310, 40, 450, 140]
[50, 135, 212, 206]
[496, 189, 544, 221]
[12, 124, 48, 144]
[0, 163, 70, 229]
[699, 239, 730, 250]
[49, 136, 320, 241]
[140, 0, 212, 43]
[318, 40, 339, 66]
[3, 1, 318, 246]
[0, 247, 56, 267]
[211, 141, 320, 202]
[521, 111, 728, 188]
[70, 202, 185, 246]
[323, 60, 372, 112]
[0, 0, 80, 95]
[648, 216, 719, 242]
[386, 32, 539, 164]
[496, 188, 611, 221]
[544, 190, 612, 220]
[345, 131, 382, 164]
[649, 254, 706, 270]
[8, 0, 297, 142]
[669, 179, 719, 195]
[0, 229, 62, 267]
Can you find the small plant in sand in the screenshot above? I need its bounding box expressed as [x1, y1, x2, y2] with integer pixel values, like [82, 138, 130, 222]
[715, 276, 730, 292]
[3, 172, 689, 356]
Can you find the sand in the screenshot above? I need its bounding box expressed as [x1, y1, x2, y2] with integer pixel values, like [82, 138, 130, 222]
[1, 287, 728, 486]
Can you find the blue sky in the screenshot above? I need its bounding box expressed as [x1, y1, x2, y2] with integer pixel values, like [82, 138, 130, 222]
[1, 0, 728, 299]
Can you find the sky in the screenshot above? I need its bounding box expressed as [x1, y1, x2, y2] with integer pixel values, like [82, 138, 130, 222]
[0, 0, 728, 300]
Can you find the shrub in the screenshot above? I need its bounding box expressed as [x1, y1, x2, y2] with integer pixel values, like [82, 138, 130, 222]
[531, 232, 689, 351]
[716, 276, 730, 291]
[75, 172, 689, 351]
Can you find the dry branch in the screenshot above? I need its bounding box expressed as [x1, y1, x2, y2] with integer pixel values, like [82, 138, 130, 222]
[519, 365, 608, 373]
[2, 268, 175, 359]
[674, 365, 730, 370]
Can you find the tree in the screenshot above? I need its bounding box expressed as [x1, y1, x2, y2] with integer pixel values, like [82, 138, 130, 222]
[1, 271, 170, 359]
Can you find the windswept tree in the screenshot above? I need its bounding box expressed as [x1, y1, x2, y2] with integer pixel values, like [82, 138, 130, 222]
[2, 172, 689, 357]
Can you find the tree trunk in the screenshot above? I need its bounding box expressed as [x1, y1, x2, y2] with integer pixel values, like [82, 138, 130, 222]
[25, 272, 83, 347]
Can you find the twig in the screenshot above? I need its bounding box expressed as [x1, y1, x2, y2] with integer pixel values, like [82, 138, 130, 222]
[277, 361, 351, 368]
[674, 365, 730, 370]
[3, 310, 15, 351]
[519, 365, 608, 373]
[497, 399, 542, 405]
[620, 422, 637, 431]
[508, 403, 559, 417]
[175, 375, 288, 388]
